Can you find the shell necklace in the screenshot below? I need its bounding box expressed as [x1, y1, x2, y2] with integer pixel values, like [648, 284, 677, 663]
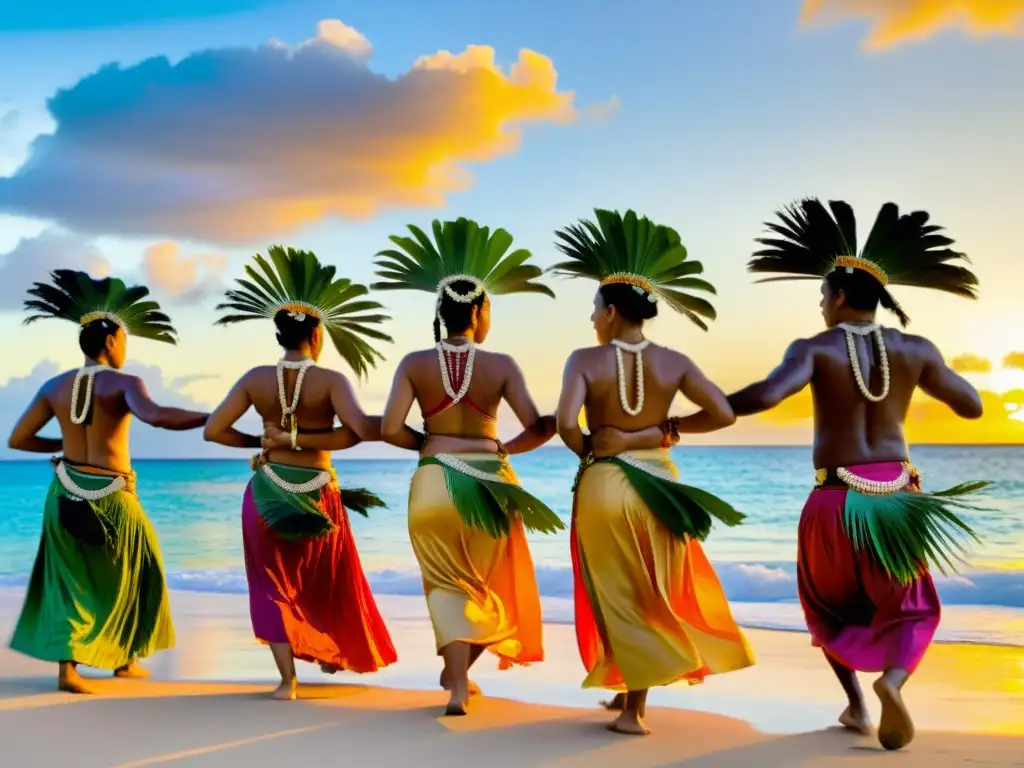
[70, 365, 110, 425]
[838, 322, 889, 402]
[277, 357, 316, 433]
[436, 337, 476, 405]
[611, 338, 649, 416]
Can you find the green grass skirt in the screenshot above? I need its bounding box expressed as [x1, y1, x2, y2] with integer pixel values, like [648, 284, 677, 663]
[9, 466, 174, 669]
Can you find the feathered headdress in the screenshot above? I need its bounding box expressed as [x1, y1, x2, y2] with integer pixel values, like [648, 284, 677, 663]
[23, 269, 177, 343]
[372, 218, 555, 332]
[749, 198, 979, 326]
[215, 246, 392, 379]
[549, 208, 717, 330]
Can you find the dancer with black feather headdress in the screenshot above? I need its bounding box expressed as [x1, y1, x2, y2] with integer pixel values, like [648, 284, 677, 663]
[204, 247, 410, 700]
[704, 198, 989, 751]
[552, 209, 754, 736]
[7, 270, 208, 694]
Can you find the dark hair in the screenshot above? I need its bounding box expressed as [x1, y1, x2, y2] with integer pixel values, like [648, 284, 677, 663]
[598, 283, 659, 324]
[79, 318, 119, 359]
[434, 280, 486, 342]
[824, 268, 883, 312]
[274, 310, 321, 350]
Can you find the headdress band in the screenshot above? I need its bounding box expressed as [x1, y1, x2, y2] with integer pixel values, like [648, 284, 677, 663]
[79, 311, 127, 331]
[832, 256, 888, 286]
[277, 301, 323, 321]
[599, 272, 657, 302]
[436, 274, 485, 304]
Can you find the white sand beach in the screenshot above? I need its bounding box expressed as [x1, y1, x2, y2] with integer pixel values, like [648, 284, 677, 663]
[1, 587, 1022, 766]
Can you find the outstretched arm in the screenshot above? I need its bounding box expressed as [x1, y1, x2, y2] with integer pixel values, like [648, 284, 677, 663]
[671, 359, 737, 433]
[381, 358, 426, 452]
[556, 352, 588, 457]
[501, 357, 556, 455]
[727, 340, 814, 417]
[202, 377, 260, 447]
[8, 390, 62, 453]
[918, 340, 983, 419]
[125, 376, 209, 432]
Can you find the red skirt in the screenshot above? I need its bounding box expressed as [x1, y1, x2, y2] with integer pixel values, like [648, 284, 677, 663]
[241, 480, 396, 672]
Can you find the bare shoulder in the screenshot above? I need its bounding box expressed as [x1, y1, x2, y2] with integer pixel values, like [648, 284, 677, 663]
[566, 345, 606, 364]
[397, 349, 436, 370]
[893, 331, 941, 360]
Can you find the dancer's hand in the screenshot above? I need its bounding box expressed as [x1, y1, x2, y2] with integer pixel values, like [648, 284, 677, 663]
[261, 423, 290, 451]
[591, 427, 629, 457]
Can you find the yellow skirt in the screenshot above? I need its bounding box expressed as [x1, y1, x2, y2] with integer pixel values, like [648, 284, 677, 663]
[408, 458, 543, 666]
[572, 449, 755, 691]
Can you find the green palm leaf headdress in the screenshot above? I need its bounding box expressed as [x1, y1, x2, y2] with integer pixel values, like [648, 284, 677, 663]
[749, 198, 978, 326]
[371, 217, 555, 333]
[549, 208, 718, 330]
[23, 269, 177, 343]
[214, 246, 392, 379]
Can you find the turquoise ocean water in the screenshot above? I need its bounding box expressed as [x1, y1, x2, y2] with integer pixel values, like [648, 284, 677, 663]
[2, 446, 1022, 645]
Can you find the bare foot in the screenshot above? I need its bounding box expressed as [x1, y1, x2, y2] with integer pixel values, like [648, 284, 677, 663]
[444, 686, 470, 717]
[114, 661, 151, 679]
[439, 669, 482, 696]
[601, 693, 626, 711]
[319, 662, 339, 675]
[58, 669, 99, 695]
[873, 676, 914, 751]
[271, 680, 297, 701]
[838, 705, 872, 735]
[606, 712, 650, 736]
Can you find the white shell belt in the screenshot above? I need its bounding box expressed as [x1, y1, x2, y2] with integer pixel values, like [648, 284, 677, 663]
[615, 452, 680, 484]
[835, 465, 910, 496]
[433, 453, 515, 486]
[55, 462, 127, 501]
[260, 463, 334, 494]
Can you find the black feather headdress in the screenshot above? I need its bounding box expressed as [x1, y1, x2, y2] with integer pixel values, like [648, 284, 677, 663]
[749, 198, 978, 325]
[24, 269, 177, 343]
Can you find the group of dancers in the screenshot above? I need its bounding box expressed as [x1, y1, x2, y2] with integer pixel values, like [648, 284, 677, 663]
[6, 200, 989, 751]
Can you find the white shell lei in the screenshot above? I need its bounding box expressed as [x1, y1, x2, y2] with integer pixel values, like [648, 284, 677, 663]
[260, 463, 333, 494]
[839, 323, 889, 403]
[837, 465, 910, 495]
[436, 340, 475, 405]
[70, 365, 111, 425]
[277, 358, 315, 428]
[55, 461, 125, 500]
[611, 339, 649, 416]
[433, 453, 513, 485]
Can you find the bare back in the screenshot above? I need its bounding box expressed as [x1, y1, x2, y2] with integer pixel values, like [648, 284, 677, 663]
[243, 366, 342, 470]
[808, 328, 933, 468]
[43, 370, 137, 473]
[576, 344, 692, 431]
[402, 347, 517, 456]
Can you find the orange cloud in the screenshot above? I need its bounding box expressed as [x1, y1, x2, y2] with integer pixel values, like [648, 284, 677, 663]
[756, 387, 1024, 443]
[0, 20, 600, 245]
[800, 0, 1024, 50]
[1003, 351, 1024, 369]
[950, 353, 992, 373]
[142, 242, 227, 304]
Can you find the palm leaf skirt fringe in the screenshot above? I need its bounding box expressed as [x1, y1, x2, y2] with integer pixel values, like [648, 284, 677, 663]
[842, 482, 988, 585]
[419, 456, 565, 538]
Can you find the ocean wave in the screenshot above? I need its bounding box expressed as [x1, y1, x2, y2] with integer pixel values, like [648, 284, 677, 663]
[3, 560, 1021, 608]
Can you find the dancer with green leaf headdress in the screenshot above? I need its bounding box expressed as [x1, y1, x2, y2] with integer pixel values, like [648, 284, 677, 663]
[706, 198, 988, 751]
[8, 270, 208, 694]
[365, 217, 563, 716]
[205, 246, 405, 700]
[551, 208, 754, 736]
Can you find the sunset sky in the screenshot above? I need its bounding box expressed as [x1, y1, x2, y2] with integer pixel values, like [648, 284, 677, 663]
[1, 0, 1023, 456]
